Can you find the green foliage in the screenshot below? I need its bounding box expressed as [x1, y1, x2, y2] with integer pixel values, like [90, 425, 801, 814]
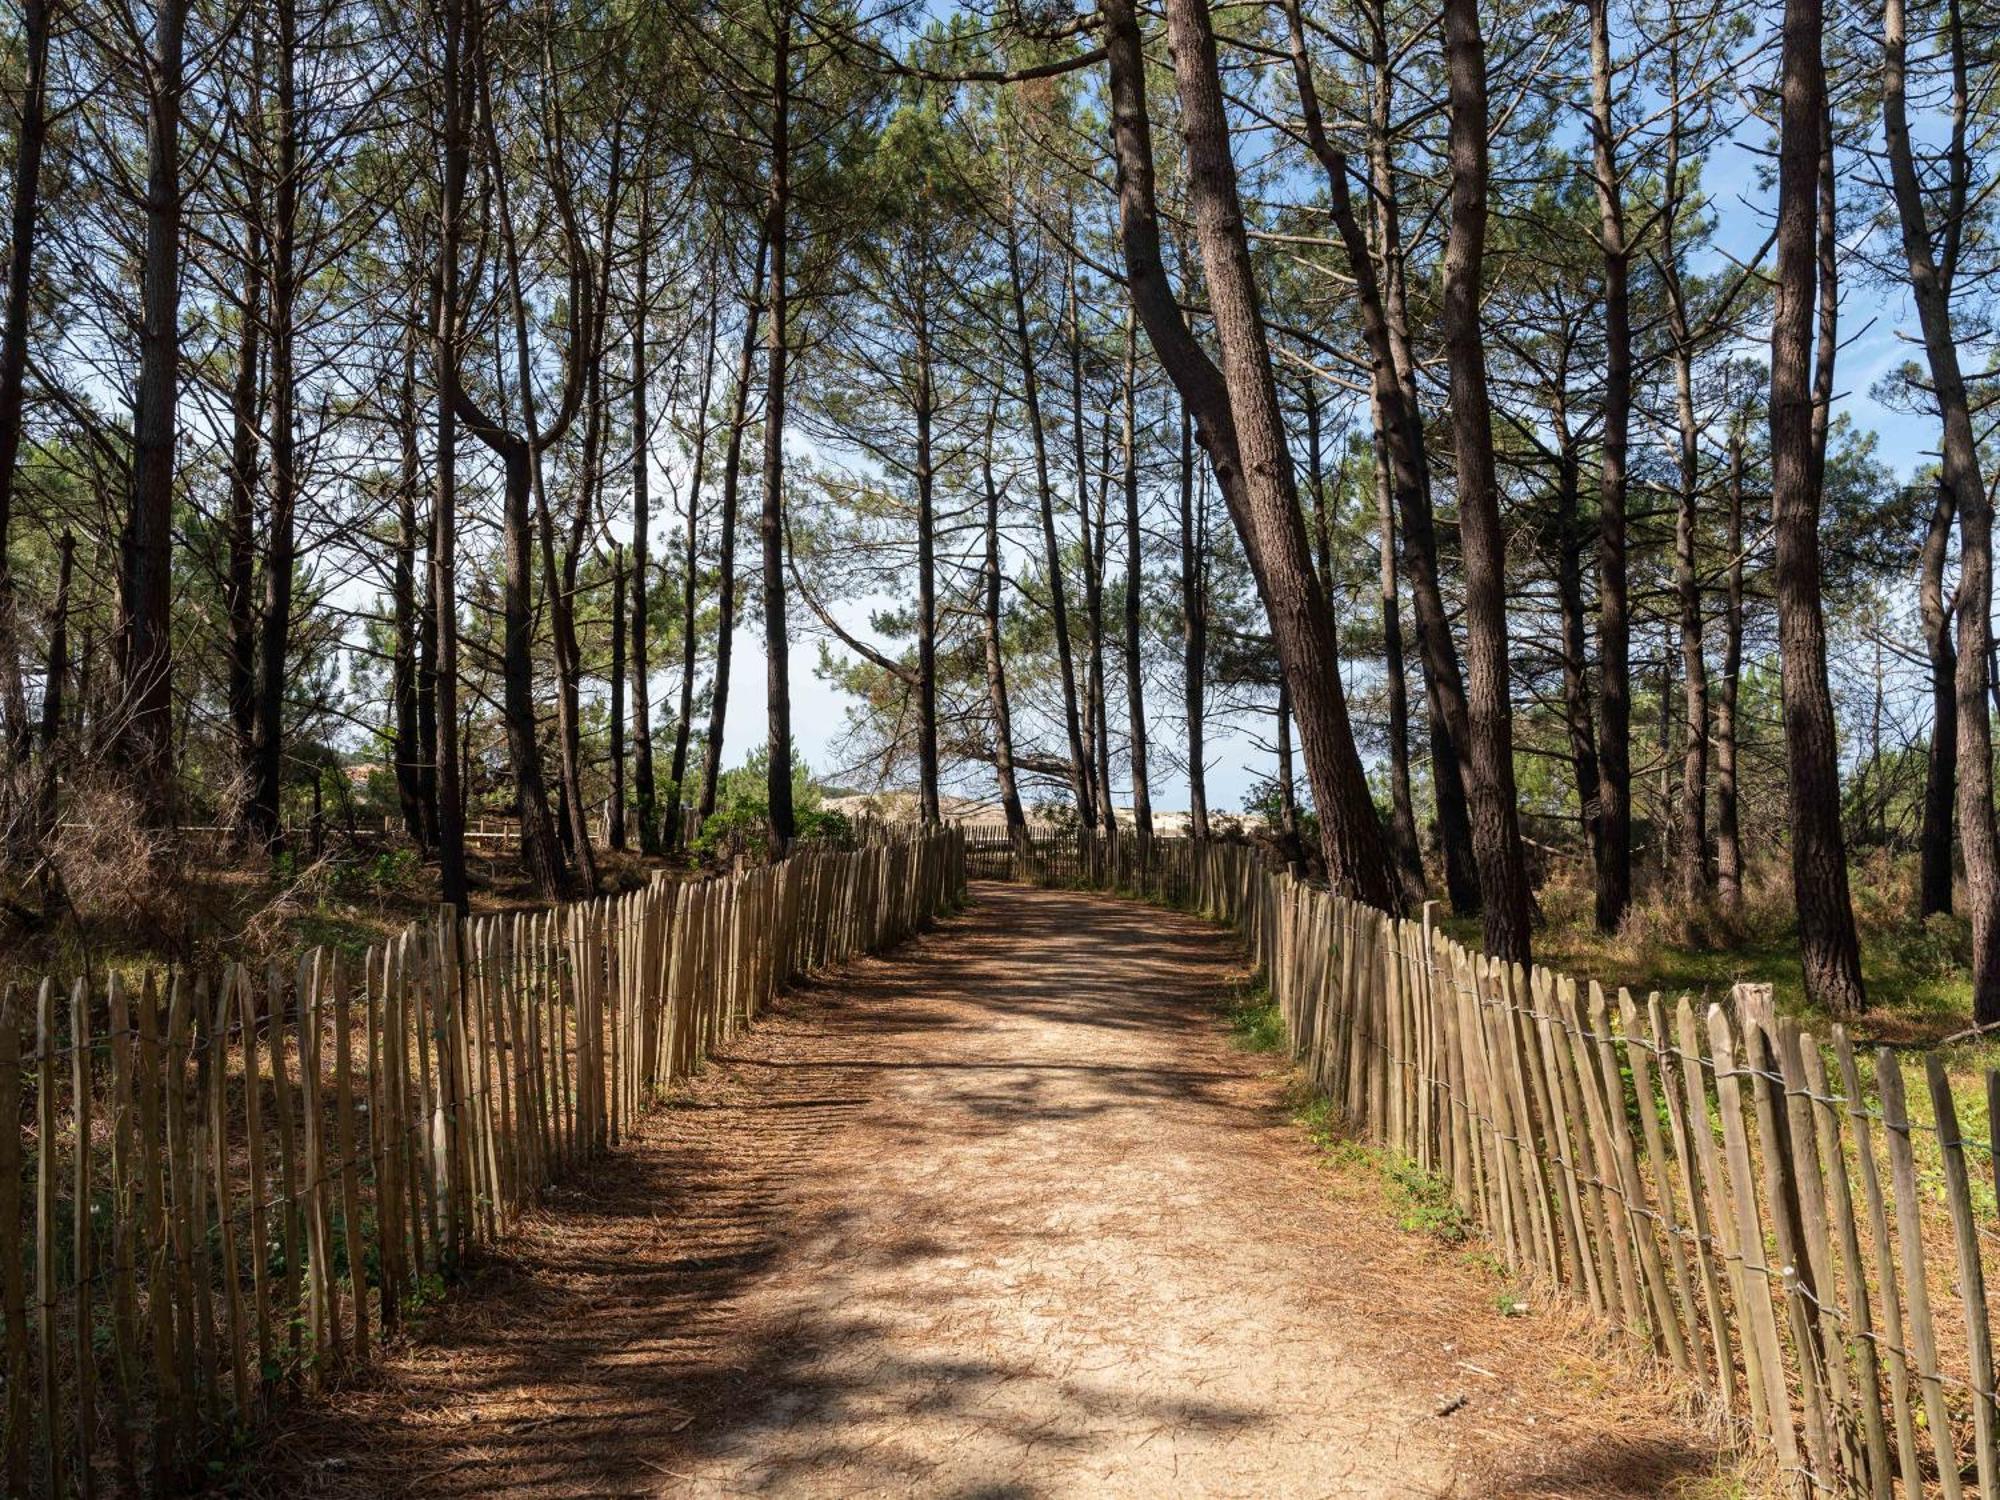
[1282, 1079, 1473, 1244]
[1379, 1154, 1473, 1243]
[1884, 911, 1971, 985]
[690, 746, 852, 860]
[1241, 775, 1317, 847]
[1222, 981, 1286, 1053]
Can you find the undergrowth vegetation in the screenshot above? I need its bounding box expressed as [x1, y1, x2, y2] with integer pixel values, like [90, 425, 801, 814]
[1447, 850, 1977, 1045]
[1220, 981, 1473, 1246]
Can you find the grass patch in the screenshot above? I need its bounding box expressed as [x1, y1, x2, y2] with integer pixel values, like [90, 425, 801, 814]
[1437, 852, 1977, 1047]
[1220, 979, 1285, 1053]
[1277, 1078, 1473, 1245]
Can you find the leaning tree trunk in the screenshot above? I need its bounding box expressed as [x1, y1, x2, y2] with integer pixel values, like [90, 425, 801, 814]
[1284, 0, 1471, 911]
[1153, 0, 1400, 908]
[1106, 0, 1315, 868]
[1364, 0, 1478, 913]
[449, 17, 593, 901]
[1769, 0, 1866, 1012]
[1886, 0, 1999, 1010]
[496, 443, 569, 899]
[1880, 0, 1992, 1016]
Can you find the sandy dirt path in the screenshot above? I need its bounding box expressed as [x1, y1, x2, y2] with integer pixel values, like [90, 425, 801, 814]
[232, 883, 1720, 1499]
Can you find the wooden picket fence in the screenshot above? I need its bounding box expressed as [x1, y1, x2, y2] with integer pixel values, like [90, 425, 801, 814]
[2, 824, 964, 1496]
[999, 830, 2000, 1497]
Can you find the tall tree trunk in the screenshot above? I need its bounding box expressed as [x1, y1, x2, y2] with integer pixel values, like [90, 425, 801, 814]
[225, 219, 264, 839]
[1104, 0, 1282, 860]
[760, 2, 796, 852]
[1004, 203, 1094, 827]
[1374, 418, 1426, 907]
[1588, 0, 1633, 933]
[1443, 0, 1534, 962]
[1303, 378, 1332, 596]
[1770, 0, 1866, 1012]
[667, 296, 720, 851]
[432, 0, 469, 908]
[117, 0, 190, 827]
[1275, 679, 1301, 867]
[1153, 0, 1400, 907]
[1662, 44, 1709, 904]
[1553, 429, 1603, 866]
[0, 0, 48, 772]
[460, 36, 598, 898]
[1657, 632, 1676, 877]
[697, 226, 770, 827]
[1366, 0, 1477, 907]
[1920, 481, 1958, 916]
[1121, 315, 1152, 850]
[1424, 673, 1480, 913]
[1283, 0, 1474, 910]
[1177, 405, 1209, 841]
[495, 440, 568, 899]
[1663, 199, 1709, 899]
[251, 0, 300, 852]
[1886, 0, 2000, 1010]
[547, 336, 603, 865]
[1089, 414, 1115, 832]
[1673, 476, 1707, 903]
[979, 402, 1027, 846]
[1070, 247, 1104, 826]
[1715, 423, 1745, 913]
[610, 546, 626, 850]
[33, 533, 69, 907]
[914, 287, 941, 826]
[629, 197, 660, 854]
[392, 319, 428, 846]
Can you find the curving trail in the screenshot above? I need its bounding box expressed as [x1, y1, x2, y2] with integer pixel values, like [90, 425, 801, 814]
[233, 883, 1717, 1499]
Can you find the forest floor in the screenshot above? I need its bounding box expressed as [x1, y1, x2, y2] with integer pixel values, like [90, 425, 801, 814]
[222, 883, 1738, 1499]
[1447, 850, 1979, 1045]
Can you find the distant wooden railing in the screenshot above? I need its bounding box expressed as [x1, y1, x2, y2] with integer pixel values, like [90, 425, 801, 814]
[1005, 830, 2000, 1498]
[1, 825, 965, 1495]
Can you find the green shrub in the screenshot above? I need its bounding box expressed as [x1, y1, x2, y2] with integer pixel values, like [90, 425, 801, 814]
[689, 746, 851, 860]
